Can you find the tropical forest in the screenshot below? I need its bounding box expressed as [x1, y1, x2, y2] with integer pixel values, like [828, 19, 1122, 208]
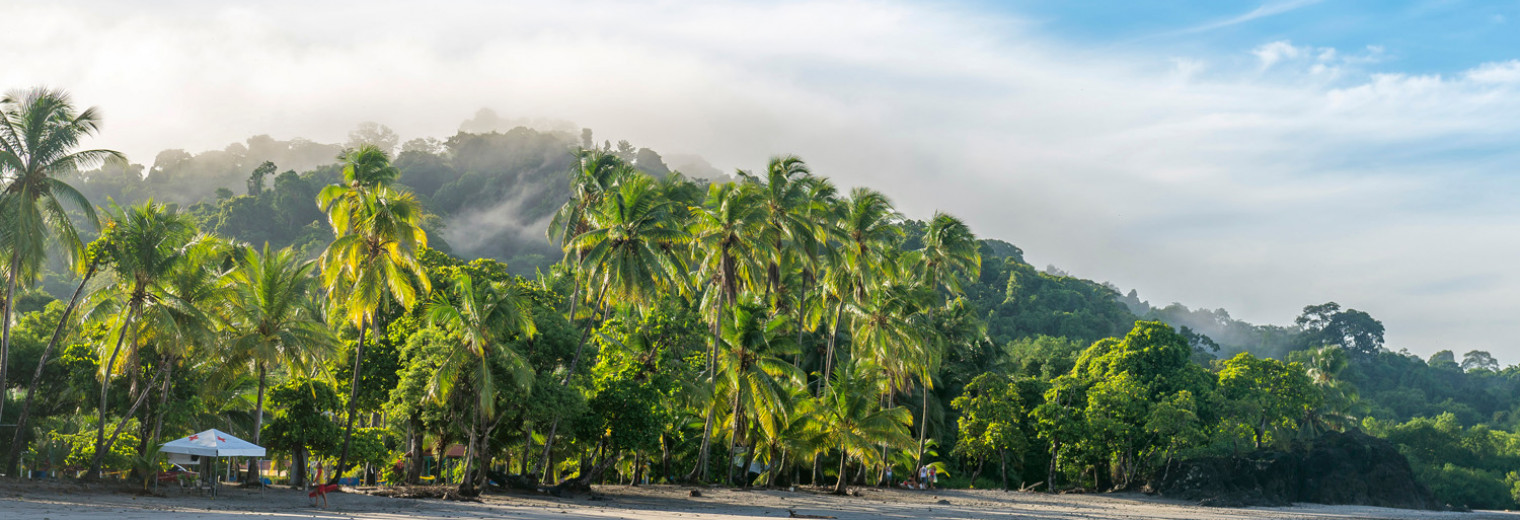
[6, 87, 1520, 511]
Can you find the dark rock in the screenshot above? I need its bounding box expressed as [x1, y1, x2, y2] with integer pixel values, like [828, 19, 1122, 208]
[1155, 431, 1438, 510]
[689, 489, 702, 497]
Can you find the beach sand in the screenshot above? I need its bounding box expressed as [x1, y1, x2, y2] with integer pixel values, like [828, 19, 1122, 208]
[2, 481, 1515, 520]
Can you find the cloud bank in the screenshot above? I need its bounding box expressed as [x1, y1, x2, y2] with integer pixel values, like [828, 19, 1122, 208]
[5, 0, 1520, 360]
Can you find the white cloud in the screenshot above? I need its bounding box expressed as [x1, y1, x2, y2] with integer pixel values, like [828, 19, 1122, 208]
[5, 0, 1520, 361]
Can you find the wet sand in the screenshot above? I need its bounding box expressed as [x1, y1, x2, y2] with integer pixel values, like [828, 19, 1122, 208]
[2, 481, 1515, 519]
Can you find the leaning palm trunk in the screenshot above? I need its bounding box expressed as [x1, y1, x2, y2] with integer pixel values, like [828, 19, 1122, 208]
[6, 262, 95, 477]
[536, 286, 603, 481]
[333, 320, 368, 483]
[149, 356, 176, 448]
[915, 379, 930, 475]
[90, 304, 141, 479]
[688, 296, 724, 483]
[90, 364, 167, 477]
[0, 253, 22, 424]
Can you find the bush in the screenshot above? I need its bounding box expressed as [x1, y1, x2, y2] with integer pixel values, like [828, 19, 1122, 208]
[1418, 464, 1516, 510]
[28, 430, 140, 475]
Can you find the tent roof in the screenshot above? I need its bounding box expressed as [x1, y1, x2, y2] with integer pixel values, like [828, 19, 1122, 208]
[160, 428, 265, 457]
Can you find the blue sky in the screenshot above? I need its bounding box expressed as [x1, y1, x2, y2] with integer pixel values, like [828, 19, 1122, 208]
[994, 0, 1520, 76]
[4, 0, 1520, 361]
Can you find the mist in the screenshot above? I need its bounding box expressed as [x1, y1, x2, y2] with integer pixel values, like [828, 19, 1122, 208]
[7, 0, 1520, 359]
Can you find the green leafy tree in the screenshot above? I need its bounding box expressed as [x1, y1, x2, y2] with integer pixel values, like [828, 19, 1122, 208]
[951, 373, 1026, 489]
[263, 378, 342, 487]
[1217, 352, 1321, 448]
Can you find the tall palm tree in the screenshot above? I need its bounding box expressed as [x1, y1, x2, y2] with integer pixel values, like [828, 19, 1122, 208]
[815, 360, 913, 494]
[425, 271, 536, 494]
[538, 174, 688, 477]
[82, 200, 198, 478]
[225, 244, 335, 484]
[715, 298, 802, 485]
[0, 87, 122, 425]
[546, 150, 635, 381]
[318, 144, 431, 480]
[820, 188, 902, 393]
[748, 155, 813, 306]
[686, 181, 768, 482]
[143, 236, 234, 448]
[905, 212, 980, 472]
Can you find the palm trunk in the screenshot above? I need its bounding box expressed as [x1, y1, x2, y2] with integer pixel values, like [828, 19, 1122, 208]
[833, 450, 849, 494]
[90, 302, 140, 479]
[459, 395, 480, 495]
[0, 253, 22, 425]
[91, 364, 166, 477]
[408, 414, 424, 484]
[333, 319, 368, 483]
[149, 357, 174, 448]
[688, 294, 723, 483]
[725, 389, 742, 485]
[536, 287, 605, 480]
[821, 300, 843, 393]
[915, 379, 930, 477]
[248, 362, 267, 484]
[6, 262, 94, 477]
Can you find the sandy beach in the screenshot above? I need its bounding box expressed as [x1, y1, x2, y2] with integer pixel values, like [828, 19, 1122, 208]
[1, 482, 1514, 520]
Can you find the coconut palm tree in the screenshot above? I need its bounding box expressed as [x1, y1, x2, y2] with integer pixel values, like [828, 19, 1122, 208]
[538, 174, 688, 478]
[142, 236, 235, 447]
[747, 155, 813, 305]
[546, 149, 635, 381]
[715, 298, 802, 485]
[224, 244, 336, 483]
[0, 87, 122, 425]
[904, 212, 979, 473]
[424, 271, 536, 494]
[318, 144, 431, 481]
[819, 188, 902, 393]
[686, 181, 769, 482]
[815, 360, 913, 494]
[82, 200, 198, 478]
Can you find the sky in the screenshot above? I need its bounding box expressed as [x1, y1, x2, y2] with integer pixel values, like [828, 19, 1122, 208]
[4, 0, 1520, 361]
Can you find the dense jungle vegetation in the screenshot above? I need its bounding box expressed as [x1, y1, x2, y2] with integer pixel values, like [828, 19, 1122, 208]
[4, 88, 1520, 509]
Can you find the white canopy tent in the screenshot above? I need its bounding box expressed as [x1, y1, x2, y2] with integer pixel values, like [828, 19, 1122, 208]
[160, 429, 265, 495]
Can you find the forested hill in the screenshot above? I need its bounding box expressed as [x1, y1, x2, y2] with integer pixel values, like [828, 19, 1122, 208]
[48, 119, 1520, 508]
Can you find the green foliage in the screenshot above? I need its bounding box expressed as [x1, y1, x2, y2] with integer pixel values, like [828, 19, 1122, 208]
[950, 373, 1026, 484]
[30, 430, 139, 474]
[263, 379, 342, 459]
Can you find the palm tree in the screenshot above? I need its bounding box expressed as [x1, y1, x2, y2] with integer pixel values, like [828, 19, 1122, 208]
[546, 149, 634, 381]
[424, 271, 536, 494]
[686, 181, 768, 482]
[904, 212, 979, 473]
[225, 244, 335, 484]
[748, 155, 813, 305]
[815, 360, 913, 494]
[0, 87, 122, 426]
[538, 174, 688, 478]
[82, 200, 198, 478]
[820, 188, 902, 393]
[715, 298, 802, 485]
[318, 144, 431, 481]
[142, 236, 235, 448]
